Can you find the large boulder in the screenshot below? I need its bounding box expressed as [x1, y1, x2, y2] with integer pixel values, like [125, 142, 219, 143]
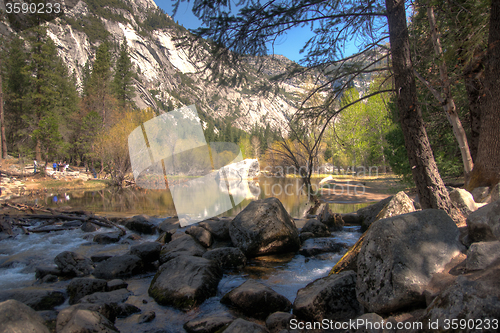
[56, 304, 119, 333]
[202, 247, 247, 269]
[221, 158, 260, 180]
[265, 312, 294, 333]
[317, 205, 344, 231]
[186, 226, 213, 248]
[466, 241, 500, 271]
[148, 255, 222, 310]
[471, 186, 490, 203]
[67, 278, 107, 304]
[93, 254, 144, 280]
[361, 191, 415, 231]
[420, 260, 500, 332]
[229, 197, 300, 257]
[0, 287, 65, 310]
[159, 234, 207, 263]
[199, 219, 231, 240]
[54, 251, 94, 277]
[357, 196, 393, 230]
[129, 242, 162, 263]
[183, 311, 235, 333]
[301, 219, 330, 237]
[124, 214, 157, 234]
[221, 280, 292, 319]
[449, 188, 479, 215]
[293, 271, 362, 322]
[93, 232, 121, 244]
[0, 299, 50, 333]
[466, 199, 500, 242]
[356, 209, 464, 314]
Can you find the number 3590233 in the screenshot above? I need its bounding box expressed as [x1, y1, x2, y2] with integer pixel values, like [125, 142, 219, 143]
[5, 2, 62, 15]
[444, 319, 498, 330]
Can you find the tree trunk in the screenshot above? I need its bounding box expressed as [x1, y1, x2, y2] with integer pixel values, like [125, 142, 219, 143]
[467, 0, 500, 189]
[0, 57, 7, 159]
[385, 0, 453, 212]
[427, 6, 474, 176]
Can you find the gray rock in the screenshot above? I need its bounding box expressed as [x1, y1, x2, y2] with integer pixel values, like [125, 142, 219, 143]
[158, 217, 179, 233]
[81, 221, 99, 232]
[471, 186, 490, 203]
[229, 197, 300, 257]
[93, 232, 122, 244]
[202, 247, 247, 269]
[356, 209, 464, 314]
[115, 303, 140, 318]
[138, 310, 156, 323]
[0, 287, 65, 310]
[0, 299, 50, 333]
[420, 262, 500, 332]
[467, 199, 500, 242]
[301, 219, 330, 237]
[124, 214, 157, 234]
[449, 188, 478, 215]
[298, 237, 347, 257]
[67, 278, 107, 304]
[266, 312, 294, 333]
[184, 311, 235, 333]
[129, 242, 162, 263]
[466, 241, 500, 271]
[317, 205, 344, 231]
[186, 226, 213, 247]
[107, 279, 128, 291]
[199, 219, 231, 240]
[91, 254, 112, 263]
[357, 196, 393, 231]
[361, 191, 415, 231]
[299, 232, 314, 243]
[221, 280, 292, 319]
[352, 313, 384, 333]
[93, 254, 144, 280]
[223, 318, 270, 333]
[56, 304, 119, 333]
[148, 255, 222, 310]
[293, 271, 361, 322]
[54, 251, 94, 277]
[35, 265, 61, 279]
[159, 234, 207, 264]
[78, 288, 131, 306]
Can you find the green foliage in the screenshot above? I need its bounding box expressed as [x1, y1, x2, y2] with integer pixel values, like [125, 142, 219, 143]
[384, 126, 412, 183]
[113, 39, 136, 107]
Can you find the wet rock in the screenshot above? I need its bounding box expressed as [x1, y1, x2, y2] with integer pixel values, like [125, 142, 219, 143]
[124, 215, 157, 234]
[81, 221, 99, 232]
[159, 234, 206, 264]
[471, 186, 490, 203]
[450, 188, 479, 215]
[356, 209, 464, 314]
[293, 271, 361, 322]
[183, 311, 235, 333]
[223, 318, 270, 333]
[299, 237, 347, 257]
[301, 219, 330, 237]
[56, 304, 119, 333]
[107, 279, 128, 291]
[466, 241, 500, 271]
[158, 217, 179, 233]
[41, 274, 58, 283]
[78, 288, 131, 306]
[0, 287, 65, 310]
[229, 197, 300, 258]
[299, 232, 314, 243]
[35, 265, 61, 279]
[54, 251, 94, 277]
[221, 280, 292, 319]
[93, 254, 144, 280]
[62, 220, 83, 228]
[266, 312, 294, 333]
[156, 230, 175, 244]
[93, 232, 121, 244]
[0, 299, 50, 333]
[115, 303, 140, 318]
[202, 247, 247, 269]
[138, 310, 156, 323]
[467, 199, 500, 242]
[148, 255, 222, 311]
[186, 226, 213, 247]
[318, 205, 344, 231]
[420, 261, 500, 331]
[129, 242, 162, 263]
[199, 219, 231, 240]
[67, 278, 107, 304]
[361, 191, 415, 231]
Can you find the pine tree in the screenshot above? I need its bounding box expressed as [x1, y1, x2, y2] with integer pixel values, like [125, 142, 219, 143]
[113, 38, 135, 107]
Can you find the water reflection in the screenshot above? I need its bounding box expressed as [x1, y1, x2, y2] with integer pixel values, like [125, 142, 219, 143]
[16, 177, 376, 218]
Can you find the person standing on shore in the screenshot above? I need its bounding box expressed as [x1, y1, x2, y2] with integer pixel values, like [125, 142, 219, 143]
[33, 159, 37, 174]
[53, 162, 57, 172]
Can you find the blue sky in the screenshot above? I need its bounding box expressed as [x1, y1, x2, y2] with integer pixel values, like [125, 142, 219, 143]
[154, 0, 358, 63]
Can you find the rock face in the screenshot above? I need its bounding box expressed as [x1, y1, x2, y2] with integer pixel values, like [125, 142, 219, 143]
[293, 271, 361, 322]
[0, 299, 50, 333]
[54, 251, 94, 277]
[466, 241, 500, 271]
[361, 191, 415, 231]
[356, 209, 464, 314]
[67, 278, 107, 304]
[56, 305, 119, 333]
[93, 254, 144, 280]
[148, 255, 222, 310]
[202, 247, 247, 269]
[301, 219, 330, 237]
[229, 197, 300, 257]
[466, 199, 500, 242]
[159, 234, 207, 263]
[421, 261, 500, 332]
[221, 280, 292, 319]
[449, 188, 479, 215]
[183, 311, 235, 333]
[0, 287, 65, 310]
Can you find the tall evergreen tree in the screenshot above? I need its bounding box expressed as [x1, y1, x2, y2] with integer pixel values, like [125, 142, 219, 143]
[113, 39, 135, 107]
